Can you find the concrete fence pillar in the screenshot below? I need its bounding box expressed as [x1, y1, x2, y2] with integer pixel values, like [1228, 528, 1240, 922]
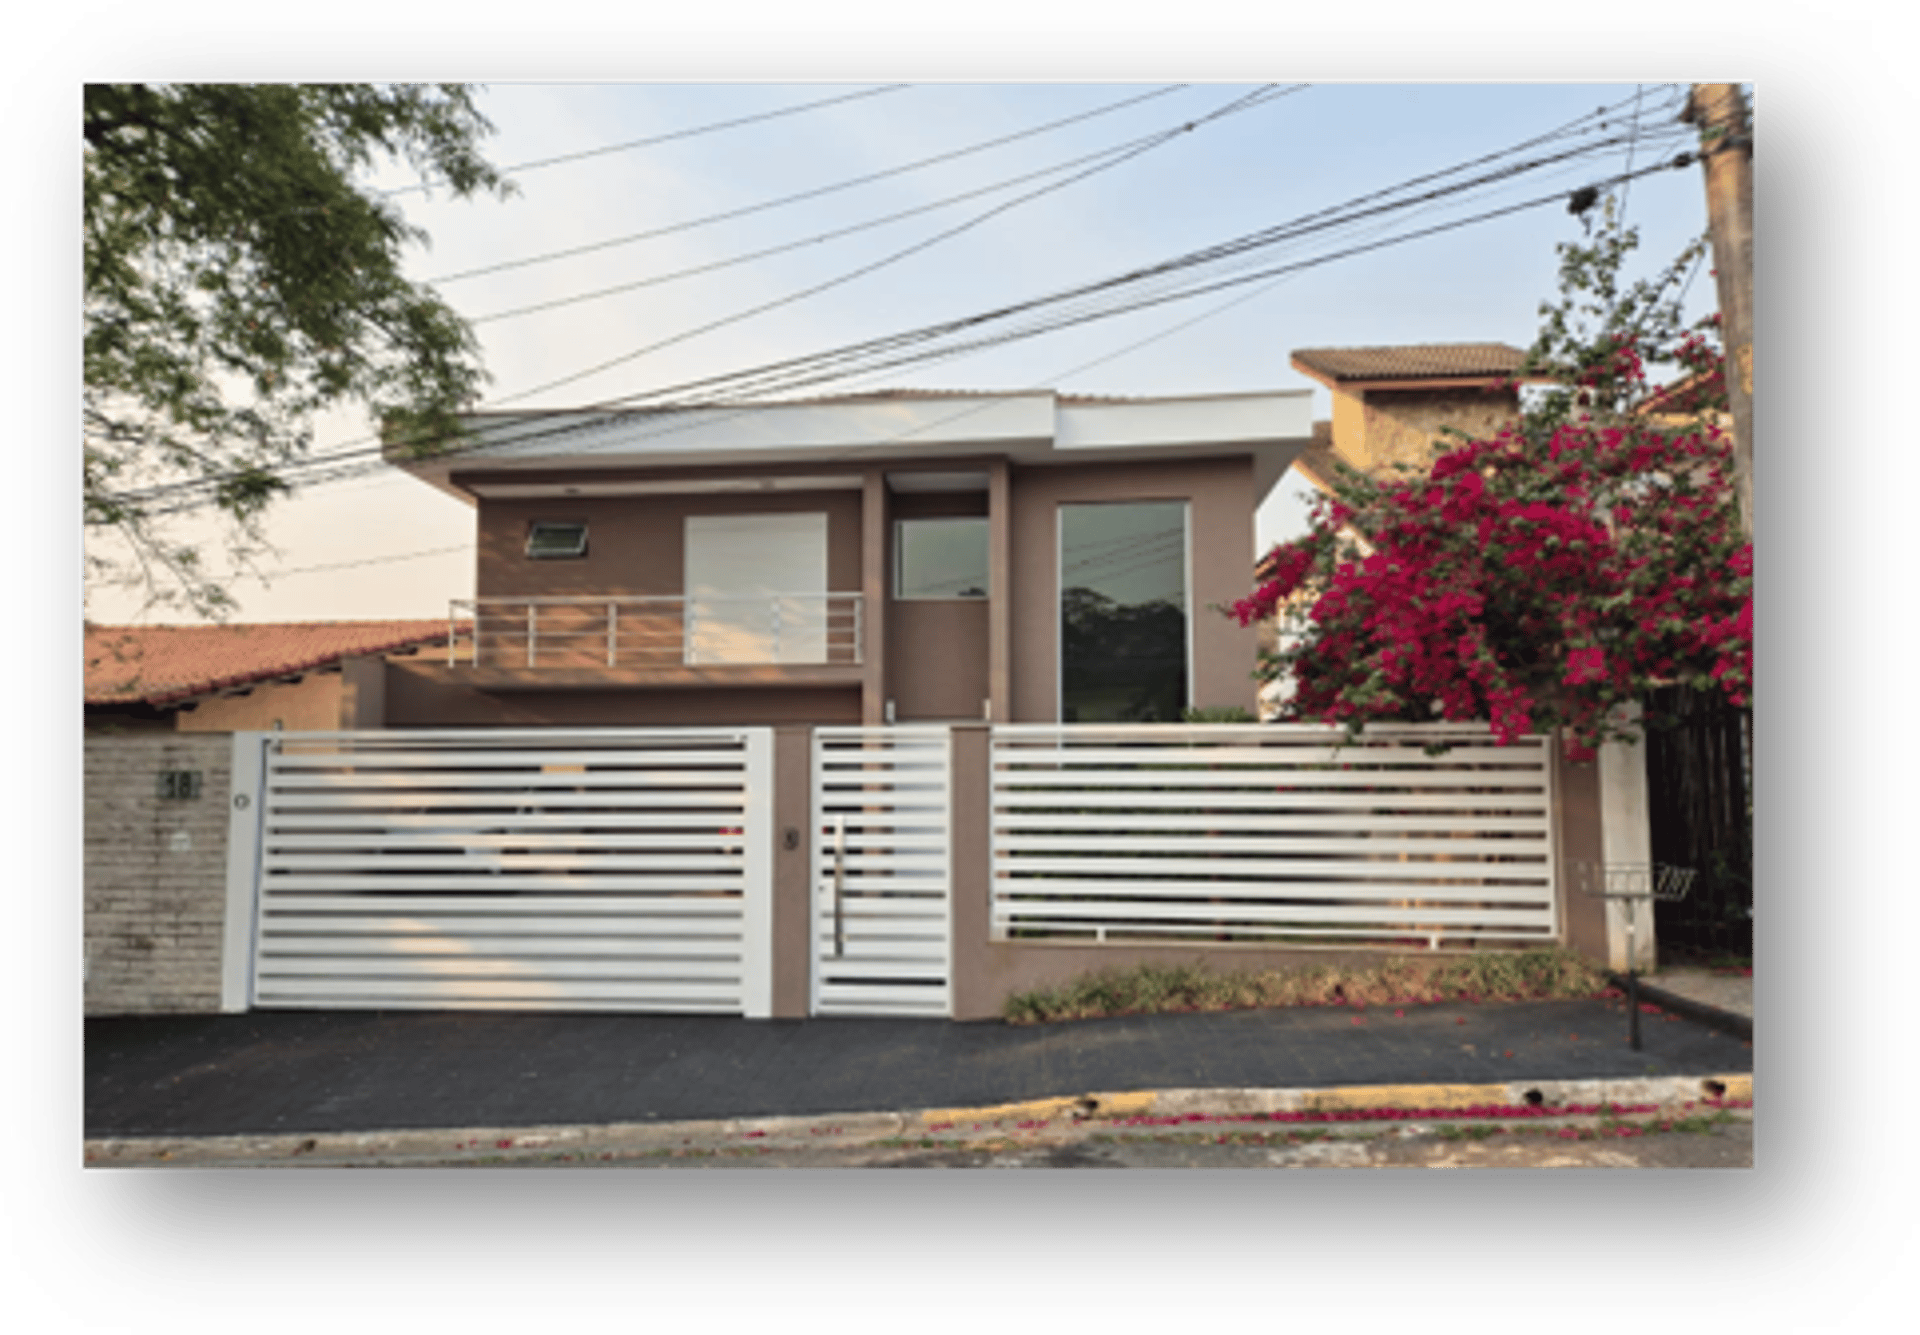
[768, 725, 814, 1018]
[947, 722, 996, 1021]
[1598, 704, 1657, 971]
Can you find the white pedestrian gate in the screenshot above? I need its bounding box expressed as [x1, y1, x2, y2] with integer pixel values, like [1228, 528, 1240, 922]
[230, 728, 774, 1014]
[811, 727, 953, 1017]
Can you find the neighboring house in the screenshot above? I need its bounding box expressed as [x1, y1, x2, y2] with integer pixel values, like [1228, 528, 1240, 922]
[1286, 341, 1535, 492]
[83, 619, 446, 1015]
[377, 389, 1316, 729]
[85, 620, 450, 732]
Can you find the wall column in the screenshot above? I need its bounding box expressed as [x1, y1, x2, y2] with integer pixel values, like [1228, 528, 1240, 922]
[987, 459, 1011, 723]
[768, 725, 813, 1018]
[1598, 704, 1656, 970]
[861, 469, 888, 725]
[947, 721, 996, 1020]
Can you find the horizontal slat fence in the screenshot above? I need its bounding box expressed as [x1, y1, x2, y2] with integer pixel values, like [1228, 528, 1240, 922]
[991, 724, 1557, 947]
[812, 727, 952, 1017]
[251, 729, 769, 1013]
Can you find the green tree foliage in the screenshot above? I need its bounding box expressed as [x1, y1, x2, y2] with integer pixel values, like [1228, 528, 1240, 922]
[84, 83, 514, 614]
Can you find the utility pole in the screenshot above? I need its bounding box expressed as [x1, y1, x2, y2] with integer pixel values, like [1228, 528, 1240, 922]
[1683, 84, 1754, 541]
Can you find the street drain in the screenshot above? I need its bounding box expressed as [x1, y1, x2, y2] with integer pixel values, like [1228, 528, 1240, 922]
[1522, 1089, 1545, 1107]
[1702, 1079, 1727, 1098]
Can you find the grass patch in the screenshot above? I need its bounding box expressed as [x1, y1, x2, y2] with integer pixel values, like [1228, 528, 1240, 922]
[1001, 948, 1611, 1024]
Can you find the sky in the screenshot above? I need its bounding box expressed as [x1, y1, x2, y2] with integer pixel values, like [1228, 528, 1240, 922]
[83, 79, 1720, 625]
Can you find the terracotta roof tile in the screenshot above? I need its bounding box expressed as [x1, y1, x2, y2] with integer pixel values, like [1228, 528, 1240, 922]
[85, 620, 448, 707]
[1291, 343, 1529, 383]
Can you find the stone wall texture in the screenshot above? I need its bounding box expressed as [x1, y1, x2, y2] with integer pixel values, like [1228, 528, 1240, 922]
[84, 733, 234, 1015]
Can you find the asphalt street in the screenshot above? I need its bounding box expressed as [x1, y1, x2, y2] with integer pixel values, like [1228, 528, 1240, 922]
[86, 994, 1753, 1142]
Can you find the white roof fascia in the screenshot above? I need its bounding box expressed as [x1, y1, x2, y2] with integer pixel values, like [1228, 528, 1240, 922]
[394, 390, 1316, 504]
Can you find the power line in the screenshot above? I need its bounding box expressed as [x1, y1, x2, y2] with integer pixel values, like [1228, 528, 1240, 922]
[211, 106, 1697, 583]
[114, 89, 1690, 513]
[487, 86, 1300, 403]
[427, 85, 1189, 284]
[139, 141, 1695, 516]
[383, 84, 912, 199]
[467, 114, 1270, 327]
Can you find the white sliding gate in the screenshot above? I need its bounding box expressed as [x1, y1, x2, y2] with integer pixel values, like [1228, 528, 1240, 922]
[234, 728, 773, 1014]
[991, 724, 1558, 947]
[811, 727, 953, 1017]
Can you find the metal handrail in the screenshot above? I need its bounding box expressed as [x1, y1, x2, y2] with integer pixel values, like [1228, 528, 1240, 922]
[446, 593, 863, 669]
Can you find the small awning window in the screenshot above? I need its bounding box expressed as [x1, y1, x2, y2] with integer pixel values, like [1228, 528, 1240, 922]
[526, 521, 588, 559]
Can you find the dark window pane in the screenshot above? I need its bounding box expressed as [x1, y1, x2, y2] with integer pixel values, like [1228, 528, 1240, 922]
[1060, 501, 1187, 722]
[896, 518, 989, 599]
[526, 521, 588, 559]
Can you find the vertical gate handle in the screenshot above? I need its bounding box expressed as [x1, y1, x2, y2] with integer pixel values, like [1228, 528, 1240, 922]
[832, 814, 846, 959]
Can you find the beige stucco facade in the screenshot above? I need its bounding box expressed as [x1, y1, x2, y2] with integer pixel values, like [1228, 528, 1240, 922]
[380, 454, 1262, 728]
[375, 392, 1313, 730]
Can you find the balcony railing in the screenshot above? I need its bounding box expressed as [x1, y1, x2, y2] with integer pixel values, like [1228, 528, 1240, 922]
[447, 594, 864, 669]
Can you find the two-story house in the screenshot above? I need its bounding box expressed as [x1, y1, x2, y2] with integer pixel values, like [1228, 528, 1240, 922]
[374, 389, 1316, 729]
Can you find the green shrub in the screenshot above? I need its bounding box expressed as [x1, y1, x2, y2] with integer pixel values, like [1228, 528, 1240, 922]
[1001, 949, 1609, 1024]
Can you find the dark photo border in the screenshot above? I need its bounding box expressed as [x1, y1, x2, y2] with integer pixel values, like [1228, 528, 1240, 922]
[7, 7, 1912, 1329]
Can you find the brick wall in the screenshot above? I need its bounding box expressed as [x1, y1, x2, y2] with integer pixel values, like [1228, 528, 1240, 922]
[84, 733, 235, 1015]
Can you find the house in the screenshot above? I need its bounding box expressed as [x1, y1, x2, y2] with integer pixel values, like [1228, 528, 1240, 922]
[374, 389, 1317, 729]
[84, 619, 449, 732]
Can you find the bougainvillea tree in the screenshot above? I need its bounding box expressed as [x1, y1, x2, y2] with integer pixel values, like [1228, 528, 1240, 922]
[1235, 205, 1751, 760]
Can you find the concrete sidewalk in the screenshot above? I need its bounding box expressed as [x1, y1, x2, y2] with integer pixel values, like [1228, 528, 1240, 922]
[85, 992, 1752, 1164]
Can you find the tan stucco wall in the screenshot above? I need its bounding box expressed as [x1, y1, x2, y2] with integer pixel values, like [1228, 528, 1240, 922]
[173, 673, 345, 732]
[888, 489, 991, 722]
[382, 660, 862, 727]
[889, 600, 990, 720]
[474, 488, 863, 601]
[1329, 386, 1523, 476]
[1008, 456, 1260, 722]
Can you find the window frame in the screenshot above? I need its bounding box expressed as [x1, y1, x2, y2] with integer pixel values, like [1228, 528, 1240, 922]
[1055, 498, 1193, 723]
[893, 516, 991, 602]
[525, 521, 589, 560]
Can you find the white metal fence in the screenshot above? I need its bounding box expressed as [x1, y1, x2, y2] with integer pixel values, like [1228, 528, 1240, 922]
[812, 727, 952, 1017]
[238, 728, 773, 1014]
[990, 724, 1557, 947]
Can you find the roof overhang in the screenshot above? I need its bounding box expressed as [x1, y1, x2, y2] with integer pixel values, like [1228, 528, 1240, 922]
[388, 391, 1316, 510]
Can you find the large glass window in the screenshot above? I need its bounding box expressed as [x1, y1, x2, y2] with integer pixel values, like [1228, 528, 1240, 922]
[1059, 500, 1188, 722]
[895, 518, 989, 600]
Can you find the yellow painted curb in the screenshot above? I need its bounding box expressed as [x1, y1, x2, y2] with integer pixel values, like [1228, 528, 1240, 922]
[919, 1089, 1157, 1127]
[1296, 1083, 1514, 1112]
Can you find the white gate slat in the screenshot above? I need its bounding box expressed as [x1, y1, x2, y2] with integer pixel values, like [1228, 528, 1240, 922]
[991, 725, 1558, 947]
[811, 727, 952, 1018]
[260, 874, 743, 893]
[269, 747, 761, 769]
[256, 955, 746, 980]
[998, 834, 1547, 857]
[992, 901, 1554, 927]
[993, 789, 1549, 812]
[268, 769, 748, 791]
[262, 926, 745, 947]
[253, 977, 747, 1008]
[264, 852, 749, 871]
[265, 791, 747, 811]
[251, 728, 768, 1015]
[993, 812, 1551, 833]
[996, 855, 1551, 882]
[993, 878, 1549, 903]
